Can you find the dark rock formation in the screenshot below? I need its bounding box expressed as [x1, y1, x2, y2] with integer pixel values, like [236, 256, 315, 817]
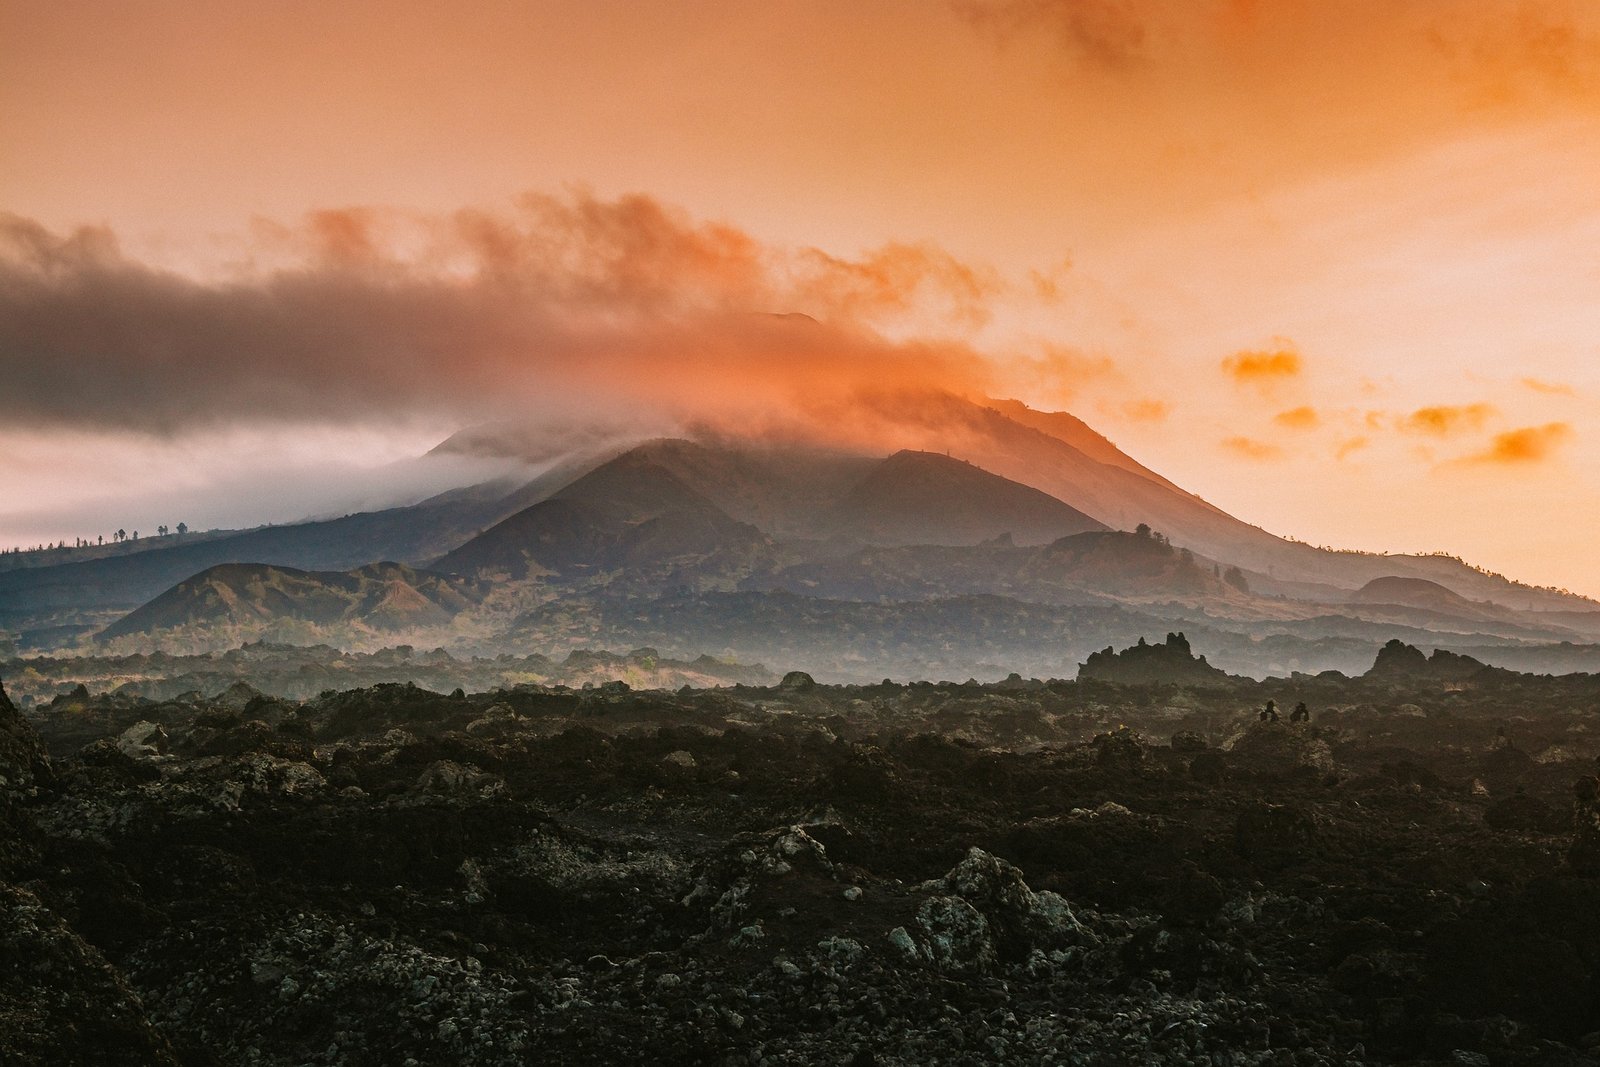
[0, 675, 52, 795]
[778, 670, 817, 691]
[1365, 639, 1493, 684]
[1078, 632, 1232, 686]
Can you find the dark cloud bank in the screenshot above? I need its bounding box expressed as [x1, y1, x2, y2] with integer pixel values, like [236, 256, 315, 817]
[0, 197, 1005, 440]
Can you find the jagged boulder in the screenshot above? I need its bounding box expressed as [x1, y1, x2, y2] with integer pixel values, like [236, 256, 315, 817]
[0, 678, 52, 880]
[116, 721, 170, 761]
[48, 683, 91, 708]
[0, 677, 52, 794]
[413, 760, 506, 801]
[1092, 725, 1149, 770]
[898, 848, 1087, 971]
[778, 671, 817, 692]
[682, 825, 836, 935]
[214, 681, 269, 709]
[912, 895, 997, 971]
[464, 703, 526, 738]
[1078, 632, 1232, 686]
[1367, 639, 1430, 677]
[1365, 640, 1492, 684]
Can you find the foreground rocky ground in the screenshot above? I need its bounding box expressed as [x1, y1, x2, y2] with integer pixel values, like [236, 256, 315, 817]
[5, 664, 1600, 1064]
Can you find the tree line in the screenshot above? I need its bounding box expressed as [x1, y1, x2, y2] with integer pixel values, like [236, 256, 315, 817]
[4, 522, 190, 557]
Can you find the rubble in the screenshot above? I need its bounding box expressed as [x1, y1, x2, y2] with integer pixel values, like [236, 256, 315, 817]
[3, 669, 1600, 1063]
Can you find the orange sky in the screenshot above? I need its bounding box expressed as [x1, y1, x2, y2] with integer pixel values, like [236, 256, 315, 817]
[3, 0, 1599, 595]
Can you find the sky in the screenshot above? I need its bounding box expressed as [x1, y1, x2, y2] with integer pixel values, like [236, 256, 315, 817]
[2, 0, 1599, 595]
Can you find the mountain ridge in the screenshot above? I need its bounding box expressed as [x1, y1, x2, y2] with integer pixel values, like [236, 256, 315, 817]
[98, 561, 491, 642]
[11, 397, 1597, 671]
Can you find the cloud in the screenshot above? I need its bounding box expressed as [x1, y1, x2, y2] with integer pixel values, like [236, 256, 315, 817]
[0, 197, 1020, 441]
[1116, 398, 1170, 422]
[1464, 422, 1574, 464]
[953, 0, 1148, 69]
[1433, 3, 1600, 110]
[1027, 258, 1075, 302]
[1521, 376, 1576, 396]
[1273, 405, 1319, 430]
[946, 0, 1600, 237]
[1402, 404, 1495, 436]
[1335, 436, 1370, 461]
[1220, 436, 1283, 461]
[1000, 344, 1119, 408]
[794, 242, 1003, 331]
[1222, 342, 1302, 386]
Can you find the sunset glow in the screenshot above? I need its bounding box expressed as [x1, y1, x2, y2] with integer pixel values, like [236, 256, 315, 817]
[3, 0, 1599, 592]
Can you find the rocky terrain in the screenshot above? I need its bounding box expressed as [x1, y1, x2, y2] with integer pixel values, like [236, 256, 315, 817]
[6, 643, 1600, 1065]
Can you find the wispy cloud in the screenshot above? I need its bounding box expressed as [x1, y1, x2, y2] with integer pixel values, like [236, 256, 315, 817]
[1220, 435, 1284, 461]
[1335, 436, 1370, 461]
[1520, 376, 1576, 396]
[1462, 422, 1574, 464]
[1273, 405, 1319, 430]
[1222, 342, 1302, 386]
[1117, 398, 1170, 422]
[953, 0, 1148, 70]
[1401, 403, 1495, 436]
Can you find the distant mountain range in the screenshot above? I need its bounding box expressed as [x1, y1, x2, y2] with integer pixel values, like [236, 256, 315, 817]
[5, 394, 1598, 679]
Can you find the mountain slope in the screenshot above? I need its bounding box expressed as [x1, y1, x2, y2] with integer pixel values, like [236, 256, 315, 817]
[1351, 577, 1504, 619]
[984, 398, 1196, 495]
[16, 397, 1594, 658]
[764, 529, 1223, 605]
[98, 562, 490, 640]
[420, 400, 1598, 611]
[817, 450, 1107, 546]
[584, 438, 876, 538]
[844, 393, 1593, 611]
[0, 497, 514, 628]
[432, 450, 773, 584]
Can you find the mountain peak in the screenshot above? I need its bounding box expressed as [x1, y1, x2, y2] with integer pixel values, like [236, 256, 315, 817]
[823, 448, 1107, 547]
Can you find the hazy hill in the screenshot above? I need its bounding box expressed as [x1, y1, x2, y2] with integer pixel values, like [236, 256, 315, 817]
[12, 396, 1597, 664]
[1351, 576, 1505, 619]
[510, 588, 1162, 682]
[1024, 530, 1218, 595]
[984, 398, 1197, 495]
[764, 529, 1225, 605]
[98, 562, 490, 641]
[613, 439, 875, 539]
[433, 450, 773, 585]
[0, 495, 514, 631]
[272, 399, 1600, 615]
[817, 450, 1107, 546]
[929, 397, 1591, 610]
